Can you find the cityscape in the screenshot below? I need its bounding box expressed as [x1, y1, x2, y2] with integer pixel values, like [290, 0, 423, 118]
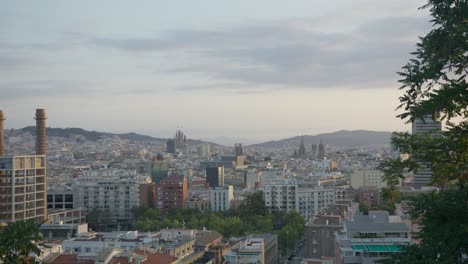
[0, 1, 466, 264]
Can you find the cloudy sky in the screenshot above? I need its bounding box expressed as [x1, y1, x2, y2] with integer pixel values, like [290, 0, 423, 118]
[0, 0, 431, 142]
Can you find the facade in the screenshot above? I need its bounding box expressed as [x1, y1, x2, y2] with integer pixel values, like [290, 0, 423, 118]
[350, 169, 387, 189]
[411, 115, 442, 188]
[256, 234, 278, 264]
[139, 183, 157, 208]
[264, 179, 298, 214]
[0, 155, 47, 222]
[244, 168, 260, 189]
[185, 194, 211, 212]
[166, 139, 176, 154]
[197, 143, 211, 157]
[336, 211, 411, 264]
[47, 190, 74, 210]
[264, 179, 335, 219]
[210, 185, 233, 212]
[72, 170, 149, 225]
[206, 165, 224, 188]
[158, 175, 188, 213]
[318, 141, 325, 160]
[298, 188, 335, 220]
[305, 216, 342, 260]
[298, 136, 307, 159]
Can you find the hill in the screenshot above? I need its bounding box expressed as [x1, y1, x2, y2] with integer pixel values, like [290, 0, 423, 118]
[248, 130, 393, 149]
[18, 126, 217, 146]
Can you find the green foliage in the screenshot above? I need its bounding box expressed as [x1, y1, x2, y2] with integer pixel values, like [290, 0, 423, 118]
[380, 0, 468, 263]
[133, 191, 304, 253]
[359, 202, 396, 215]
[0, 220, 45, 264]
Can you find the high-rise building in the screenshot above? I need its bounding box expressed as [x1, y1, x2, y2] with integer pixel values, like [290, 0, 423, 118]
[166, 139, 176, 154]
[197, 143, 211, 157]
[0, 109, 48, 223]
[210, 185, 233, 212]
[158, 175, 188, 214]
[318, 140, 325, 160]
[206, 165, 224, 188]
[411, 115, 442, 187]
[311, 144, 318, 160]
[73, 170, 149, 227]
[0, 155, 47, 222]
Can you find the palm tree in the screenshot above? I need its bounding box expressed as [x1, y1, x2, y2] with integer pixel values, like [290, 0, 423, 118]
[0, 219, 45, 264]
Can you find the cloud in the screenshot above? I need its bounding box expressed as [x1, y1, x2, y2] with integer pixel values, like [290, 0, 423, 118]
[0, 80, 102, 100]
[92, 15, 431, 91]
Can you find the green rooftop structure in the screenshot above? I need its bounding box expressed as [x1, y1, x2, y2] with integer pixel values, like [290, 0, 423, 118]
[351, 244, 403, 253]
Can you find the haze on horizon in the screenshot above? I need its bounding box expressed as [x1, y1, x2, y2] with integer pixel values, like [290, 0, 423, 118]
[0, 0, 430, 141]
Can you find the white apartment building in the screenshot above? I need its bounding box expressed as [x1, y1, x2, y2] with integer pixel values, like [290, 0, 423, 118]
[264, 179, 336, 219]
[298, 188, 335, 220]
[350, 169, 387, 189]
[244, 168, 260, 189]
[264, 179, 298, 214]
[72, 170, 150, 224]
[210, 185, 233, 212]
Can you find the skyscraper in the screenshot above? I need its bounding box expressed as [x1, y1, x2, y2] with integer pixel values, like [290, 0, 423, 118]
[318, 140, 325, 160]
[206, 165, 224, 187]
[0, 109, 48, 223]
[412, 115, 442, 187]
[166, 139, 176, 154]
[298, 136, 307, 159]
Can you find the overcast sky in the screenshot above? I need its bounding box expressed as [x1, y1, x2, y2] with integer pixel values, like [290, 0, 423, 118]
[0, 0, 431, 141]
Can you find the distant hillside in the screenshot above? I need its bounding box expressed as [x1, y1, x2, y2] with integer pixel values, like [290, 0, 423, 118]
[18, 126, 218, 146]
[248, 130, 393, 149]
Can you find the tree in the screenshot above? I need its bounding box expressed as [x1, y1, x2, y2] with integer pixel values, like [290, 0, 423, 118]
[0, 220, 46, 264]
[381, 0, 468, 263]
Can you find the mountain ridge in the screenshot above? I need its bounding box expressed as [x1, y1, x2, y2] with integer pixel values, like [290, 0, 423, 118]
[17, 126, 220, 146]
[248, 130, 394, 149]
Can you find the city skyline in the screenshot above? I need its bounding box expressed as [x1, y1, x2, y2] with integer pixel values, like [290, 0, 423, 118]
[1, 0, 430, 140]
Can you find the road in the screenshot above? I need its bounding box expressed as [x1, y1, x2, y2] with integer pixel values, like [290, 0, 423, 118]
[280, 239, 306, 264]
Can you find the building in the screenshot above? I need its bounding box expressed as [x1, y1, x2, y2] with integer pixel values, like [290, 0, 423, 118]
[318, 140, 325, 160]
[72, 170, 149, 226]
[256, 234, 279, 264]
[350, 169, 387, 189]
[336, 211, 411, 263]
[305, 216, 343, 260]
[244, 168, 260, 189]
[0, 155, 47, 222]
[158, 175, 188, 213]
[206, 165, 224, 188]
[47, 190, 74, 210]
[197, 143, 211, 157]
[210, 185, 233, 212]
[224, 238, 265, 264]
[139, 183, 157, 208]
[298, 188, 335, 220]
[411, 115, 442, 188]
[264, 179, 298, 214]
[311, 144, 318, 160]
[166, 139, 176, 154]
[0, 109, 48, 223]
[264, 179, 335, 220]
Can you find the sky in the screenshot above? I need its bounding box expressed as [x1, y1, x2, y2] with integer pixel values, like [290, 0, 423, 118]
[0, 0, 432, 143]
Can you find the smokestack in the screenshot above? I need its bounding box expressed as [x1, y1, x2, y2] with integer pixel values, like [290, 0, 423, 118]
[35, 109, 47, 155]
[0, 110, 4, 156]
